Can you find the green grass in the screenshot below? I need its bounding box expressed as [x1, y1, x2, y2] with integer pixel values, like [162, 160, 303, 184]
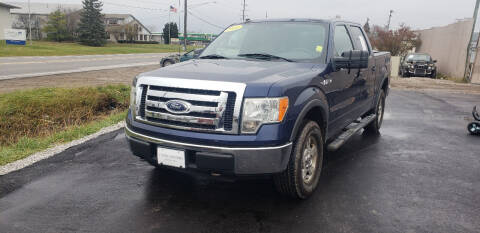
[0, 110, 127, 166]
[0, 40, 196, 57]
[0, 85, 131, 165]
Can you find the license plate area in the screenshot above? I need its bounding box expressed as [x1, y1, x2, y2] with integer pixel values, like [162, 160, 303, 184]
[157, 146, 186, 169]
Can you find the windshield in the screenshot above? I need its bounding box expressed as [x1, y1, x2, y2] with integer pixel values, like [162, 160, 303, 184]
[201, 22, 328, 62]
[406, 54, 431, 61]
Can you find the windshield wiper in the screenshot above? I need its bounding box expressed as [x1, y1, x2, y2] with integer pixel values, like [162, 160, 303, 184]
[199, 54, 228, 59]
[237, 53, 294, 62]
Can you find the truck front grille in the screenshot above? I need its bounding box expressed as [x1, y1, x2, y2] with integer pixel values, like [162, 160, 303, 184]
[414, 69, 426, 75]
[135, 82, 242, 134]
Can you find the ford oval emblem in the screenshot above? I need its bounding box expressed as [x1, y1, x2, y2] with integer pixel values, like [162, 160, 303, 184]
[165, 100, 191, 114]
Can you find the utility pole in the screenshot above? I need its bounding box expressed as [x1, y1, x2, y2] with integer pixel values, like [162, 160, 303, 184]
[28, 0, 32, 44]
[178, 0, 181, 54]
[184, 0, 187, 51]
[464, 0, 480, 81]
[386, 10, 393, 31]
[242, 0, 246, 22]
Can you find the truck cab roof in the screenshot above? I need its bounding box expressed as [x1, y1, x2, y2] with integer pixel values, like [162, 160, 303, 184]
[242, 18, 361, 27]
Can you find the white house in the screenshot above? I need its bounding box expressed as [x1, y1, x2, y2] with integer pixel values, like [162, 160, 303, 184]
[104, 14, 152, 42]
[0, 1, 19, 40]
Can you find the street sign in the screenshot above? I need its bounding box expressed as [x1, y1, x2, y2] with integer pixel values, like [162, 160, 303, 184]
[4, 29, 26, 45]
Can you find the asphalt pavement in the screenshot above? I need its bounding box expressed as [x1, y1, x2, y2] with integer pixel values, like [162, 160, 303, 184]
[0, 53, 172, 80]
[0, 89, 479, 233]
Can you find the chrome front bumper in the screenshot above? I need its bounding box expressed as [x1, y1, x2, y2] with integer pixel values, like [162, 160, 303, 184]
[125, 125, 293, 175]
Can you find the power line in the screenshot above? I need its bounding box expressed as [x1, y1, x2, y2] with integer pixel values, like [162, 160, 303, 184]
[103, 1, 168, 11]
[187, 10, 225, 29]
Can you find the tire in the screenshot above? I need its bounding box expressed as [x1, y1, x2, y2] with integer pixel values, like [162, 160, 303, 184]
[365, 90, 386, 134]
[430, 70, 437, 79]
[162, 60, 175, 67]
[468, 122, 479, 135]
[273, 121, 324, 199]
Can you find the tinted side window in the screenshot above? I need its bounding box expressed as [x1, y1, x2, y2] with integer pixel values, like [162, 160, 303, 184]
[349, 26, 369, 51]
[334, 25, 354, 56]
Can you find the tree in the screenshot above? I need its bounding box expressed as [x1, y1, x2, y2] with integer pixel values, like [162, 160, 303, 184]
[363, 18, 371, 35]
[43, 10, 68, 42]
[369, 24, 421, 56]
[77, 0, 106, 46]
[12, 14, 43, 40]
[64, 9, 81, 41]
[124, 24, 138, 42]
[162, 22, 178, 44]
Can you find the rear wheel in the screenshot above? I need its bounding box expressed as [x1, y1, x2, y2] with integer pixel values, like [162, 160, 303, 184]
[365, 90, 386, 134]
[274, 121, 324, 199]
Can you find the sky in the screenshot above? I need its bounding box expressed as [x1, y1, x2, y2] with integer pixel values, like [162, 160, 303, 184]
[7, 0, 478, 34]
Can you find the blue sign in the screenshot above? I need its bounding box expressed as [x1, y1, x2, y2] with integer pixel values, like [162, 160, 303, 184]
[4, 29, 26, 46]
[6, 40, 26, 45]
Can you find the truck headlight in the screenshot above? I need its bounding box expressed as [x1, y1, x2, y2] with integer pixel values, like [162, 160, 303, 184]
[130, 76, 139, 114]
[241, 97, 289, 134]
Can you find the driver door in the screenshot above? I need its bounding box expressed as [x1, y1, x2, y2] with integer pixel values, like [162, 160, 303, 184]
[326, 24, 360, 136]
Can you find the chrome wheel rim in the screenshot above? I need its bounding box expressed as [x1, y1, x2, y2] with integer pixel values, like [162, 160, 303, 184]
[301, 135, 318, 184]
[377, 98, 384, 126]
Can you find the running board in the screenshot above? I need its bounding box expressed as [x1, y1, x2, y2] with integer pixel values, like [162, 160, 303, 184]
[327, 114, 377, 151]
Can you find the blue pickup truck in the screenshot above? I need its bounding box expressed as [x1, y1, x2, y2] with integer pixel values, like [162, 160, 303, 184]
[125, 19, 390, 199]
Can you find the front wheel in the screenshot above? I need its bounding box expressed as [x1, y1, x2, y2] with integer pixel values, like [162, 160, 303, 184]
[273, 121, 324, 199]
[468, 122, 480, 135]
[365, 90, 386, 134]
[162, 60, 175, 67]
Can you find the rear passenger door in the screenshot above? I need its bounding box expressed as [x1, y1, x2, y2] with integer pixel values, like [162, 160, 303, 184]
[348, 25, 374, 113]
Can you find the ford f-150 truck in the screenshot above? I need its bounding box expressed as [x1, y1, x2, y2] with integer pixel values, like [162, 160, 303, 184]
[125, 19, 391, 199]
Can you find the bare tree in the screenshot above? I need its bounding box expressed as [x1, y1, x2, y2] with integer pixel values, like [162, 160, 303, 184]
[12, 14, 43, 40]
[369, 24, 422, 56]
[64, 9, 81, 41]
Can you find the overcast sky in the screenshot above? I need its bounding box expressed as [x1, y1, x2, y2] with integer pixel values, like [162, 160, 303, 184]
[8, 0, 478, 33]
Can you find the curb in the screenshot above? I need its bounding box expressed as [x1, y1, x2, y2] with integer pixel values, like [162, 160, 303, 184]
[0, 121, 126, 176]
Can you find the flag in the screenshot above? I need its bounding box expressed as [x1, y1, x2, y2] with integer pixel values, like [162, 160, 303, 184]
[170, 5, 177, 13]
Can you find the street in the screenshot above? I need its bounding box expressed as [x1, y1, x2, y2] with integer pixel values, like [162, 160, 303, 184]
[0, 89, 479, 233]
[0, 53, 172, 80]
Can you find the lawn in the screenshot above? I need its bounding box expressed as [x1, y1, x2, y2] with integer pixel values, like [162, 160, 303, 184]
[0, 85, 130, 165]
[0, 40, 194, 57]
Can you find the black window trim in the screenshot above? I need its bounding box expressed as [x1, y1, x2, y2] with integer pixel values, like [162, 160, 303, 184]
[348, 25, 372, 55]
[333, 23, 355, 57]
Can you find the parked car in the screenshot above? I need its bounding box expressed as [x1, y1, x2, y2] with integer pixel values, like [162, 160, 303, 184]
[399, 53, 437, 78]
[126, 19, 391, 199]
[160, 49, 203, 67]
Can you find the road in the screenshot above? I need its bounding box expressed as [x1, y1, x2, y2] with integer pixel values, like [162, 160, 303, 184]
[0, 53, 173, 80]
[1, 89, 479, 233]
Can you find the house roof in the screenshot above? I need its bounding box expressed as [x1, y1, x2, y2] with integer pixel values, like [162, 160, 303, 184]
[104, 13, 151, 34]
[104, 14, 130, 19]
[9, 2, 80, 15]
[0, 1, 20, 9]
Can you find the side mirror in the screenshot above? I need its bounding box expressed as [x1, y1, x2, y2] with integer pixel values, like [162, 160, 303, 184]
[332, 50, 369, 71]
[433, 60, 437, 63]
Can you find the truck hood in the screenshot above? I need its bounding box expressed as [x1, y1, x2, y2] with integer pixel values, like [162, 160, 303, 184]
[139, 59, 320, 97]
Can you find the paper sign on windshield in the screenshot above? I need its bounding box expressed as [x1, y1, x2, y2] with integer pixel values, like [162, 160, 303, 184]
[225, 25, 243, 32]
